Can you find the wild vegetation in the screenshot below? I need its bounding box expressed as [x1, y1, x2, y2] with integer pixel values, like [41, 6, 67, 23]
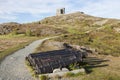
[0, 34, 38, 60]
[54, 26, 120, 56]
[0, 22, 67, 36]
[0, 22, 66, 61]
[39, 12, 120, 56]
[0, 12, 120, 80]
[34, 39, 120, 80]
[31, 12, 120, 79]
[61, 55, 120, 80]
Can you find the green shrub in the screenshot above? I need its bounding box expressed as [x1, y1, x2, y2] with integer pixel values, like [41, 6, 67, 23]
[11, 29, 18, 35]
[26, 29, 32, 36]
[68, 63, 80, 70]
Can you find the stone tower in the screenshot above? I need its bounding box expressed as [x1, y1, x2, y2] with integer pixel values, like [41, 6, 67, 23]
[56, 8, 65, 16]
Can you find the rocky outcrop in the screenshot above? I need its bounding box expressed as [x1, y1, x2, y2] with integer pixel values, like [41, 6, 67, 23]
[0, 22, 67, 36]
[0, 23, 20, 35]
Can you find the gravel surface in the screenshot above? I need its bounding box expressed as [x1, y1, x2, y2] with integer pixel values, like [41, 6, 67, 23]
[0, 37, 52, 80]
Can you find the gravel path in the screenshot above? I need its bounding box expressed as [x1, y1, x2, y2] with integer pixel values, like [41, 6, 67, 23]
[0, 37, 53, 80]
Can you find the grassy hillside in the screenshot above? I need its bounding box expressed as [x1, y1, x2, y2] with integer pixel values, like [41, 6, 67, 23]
[37, 12, 120, 56]
[39, 12, 120, 33]
[4, 12, 118, 80]
[54, 26, 120, 56]
[1, 12, 120, 36]
[0, 12, 120, 57]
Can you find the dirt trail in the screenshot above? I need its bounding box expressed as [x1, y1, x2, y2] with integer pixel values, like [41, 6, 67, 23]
[0, 37, 55, 80]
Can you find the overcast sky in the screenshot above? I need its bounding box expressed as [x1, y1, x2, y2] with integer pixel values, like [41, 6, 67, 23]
[0, 0, 120, 23]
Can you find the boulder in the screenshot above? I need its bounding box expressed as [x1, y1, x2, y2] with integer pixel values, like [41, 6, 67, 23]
[53, 68, 69, 73]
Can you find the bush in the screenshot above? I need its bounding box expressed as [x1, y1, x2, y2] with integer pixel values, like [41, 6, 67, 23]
[26, 29, 32, 36]
[68, 63, 80, 70]
[11, 29, 18, 35]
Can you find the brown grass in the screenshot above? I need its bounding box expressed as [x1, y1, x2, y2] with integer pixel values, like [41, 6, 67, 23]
[62, 55, 120, 80]
[34, 40, 64, 53]
[35, 39, 120, 80]
[0, 34, 38, 60]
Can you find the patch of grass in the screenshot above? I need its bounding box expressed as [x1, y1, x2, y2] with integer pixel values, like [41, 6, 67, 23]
[68, 62, 80, 70]
[53, 74, 61, 79]
[64, 72, 75, 78]
[0, 34, 38, 61]
[67, 27, 81, 34]
[54, 27, 120, 56]
[0, 39, 36, 61]
[25, 60, 39, 78]
[39, 75, 48, 80]
[81, 69, 120, 80]
[25, 29, 32, 36]
[34, 39, 64, 53]
[0, 34, 26, 39]
[75, 72, 86, 77]
[25, 60, 34, 73]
